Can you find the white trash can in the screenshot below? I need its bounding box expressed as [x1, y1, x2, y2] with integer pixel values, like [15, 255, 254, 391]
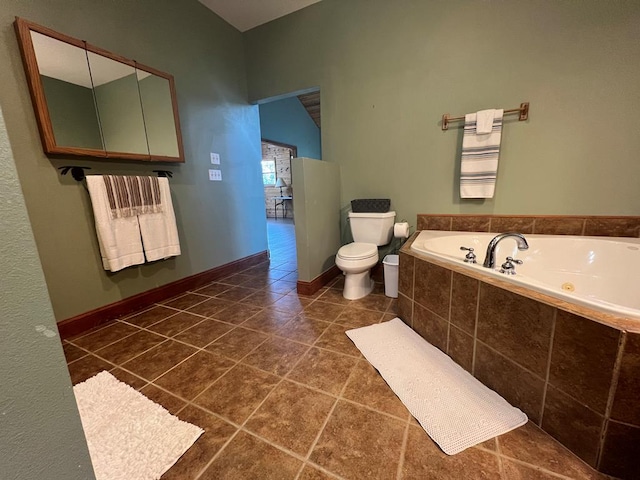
[382, 254, 399, 298]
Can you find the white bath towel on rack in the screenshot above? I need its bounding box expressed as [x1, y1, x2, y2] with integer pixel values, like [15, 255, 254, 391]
[86, 176, 145, 272]
[460, 109, 504, 199]
[138, 178, 181, 262]
[475, 109, 497, 135]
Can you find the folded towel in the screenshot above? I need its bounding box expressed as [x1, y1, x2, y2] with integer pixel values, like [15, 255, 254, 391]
[138, 178, 181, 262]
[460, 109, 504, 199]
[86, 176, 145, 272]
[475, 109, 496, 135]
[103, 175, 163, 219]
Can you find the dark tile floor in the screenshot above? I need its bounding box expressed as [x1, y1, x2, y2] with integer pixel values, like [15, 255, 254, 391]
[63, 219, 611, 479]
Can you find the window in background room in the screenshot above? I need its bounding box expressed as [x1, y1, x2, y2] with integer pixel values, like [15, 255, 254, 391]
[261, 159, 276, 185]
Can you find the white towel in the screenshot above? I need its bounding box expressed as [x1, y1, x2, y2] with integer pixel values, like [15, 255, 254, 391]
[138, 178, 181, 262]
[460, 109, 504, 199]
[86, 176, 145, 272]
[475, 109, 496, 135]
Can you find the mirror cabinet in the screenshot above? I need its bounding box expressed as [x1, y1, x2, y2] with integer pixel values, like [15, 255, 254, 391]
[14, 17, 184, 162]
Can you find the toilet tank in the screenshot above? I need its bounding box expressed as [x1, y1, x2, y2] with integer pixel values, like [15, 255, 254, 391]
[348, 211, 396, 245]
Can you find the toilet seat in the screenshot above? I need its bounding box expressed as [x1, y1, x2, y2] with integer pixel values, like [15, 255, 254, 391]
[337, 242, 378, 261]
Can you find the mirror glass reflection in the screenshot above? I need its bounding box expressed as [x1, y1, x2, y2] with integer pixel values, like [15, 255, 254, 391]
[31, 31, 103, 150]
[137, 70, 180, 157]
[87, 52, 148, 155]
[17, 18, 184, 162]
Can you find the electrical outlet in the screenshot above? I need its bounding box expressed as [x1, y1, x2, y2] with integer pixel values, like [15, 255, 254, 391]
[208, 169, 222, 181]
[210, 152, 220, 165]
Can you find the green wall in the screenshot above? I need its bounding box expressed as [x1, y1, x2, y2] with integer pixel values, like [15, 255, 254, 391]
[41, 75, 103, 149]
[0, 106, 95, 479]
[0, 0, 267, 321]
[94, 73, 148, 154]
[292, 157, 341, 281]
[260, 96, 322, 159]
[139, 74, 180, 157]
[245, 0, 640, 224]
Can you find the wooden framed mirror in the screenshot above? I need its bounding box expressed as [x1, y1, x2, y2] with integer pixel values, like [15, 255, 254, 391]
[14, 17, 184, 163]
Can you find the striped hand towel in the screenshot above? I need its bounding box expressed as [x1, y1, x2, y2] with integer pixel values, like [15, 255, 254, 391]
[103, 175, 163, 219]
[460, 109, 504, 199]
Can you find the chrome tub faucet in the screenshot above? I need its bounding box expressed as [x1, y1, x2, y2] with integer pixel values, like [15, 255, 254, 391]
[483, 233, 529, 269]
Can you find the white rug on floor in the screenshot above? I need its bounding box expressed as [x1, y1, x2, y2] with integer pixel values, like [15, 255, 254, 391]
[74, 371, 203, 480]
[346, 318, 527, 455]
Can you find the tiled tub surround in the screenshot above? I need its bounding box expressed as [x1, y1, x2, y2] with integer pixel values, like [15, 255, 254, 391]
[411, 230, 640, 324]
[416, 214, 640, 238]
[399, 220, 640, 479]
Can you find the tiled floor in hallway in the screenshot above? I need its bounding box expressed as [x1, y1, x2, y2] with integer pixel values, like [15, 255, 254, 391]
[63, 218, 610, 479]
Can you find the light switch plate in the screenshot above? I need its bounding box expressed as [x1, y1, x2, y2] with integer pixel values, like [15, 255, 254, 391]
[208, 169, 222, 181]
[210, 152, 220, 164]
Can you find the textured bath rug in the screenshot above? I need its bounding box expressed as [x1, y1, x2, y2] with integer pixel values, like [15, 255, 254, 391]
[73, 371, 203, 480]
[346, 318, 527, 455]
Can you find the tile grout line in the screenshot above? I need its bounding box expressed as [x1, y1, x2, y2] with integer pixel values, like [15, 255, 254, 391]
[169, 326, 294, 477]
[539, 308, 557, 426]
[395, 414, 412, 480]
[497, 428, 606, 479]
[499, 457, 579, 480]
[107, 320, 231, 364]
[137, 308, 309, 387]
[192, 336, 316, 480]
[68, 323, 146, 352]
[77, 290, 471, 405]
[471, 278, 481, 375]
[596, 330, 627, 469]
[68, 281, 243, 344]
[163, 329, 279, 418]
[471, 337, 607, 418]
[170, 332, 311, 480]
[494, 433, 505, 479]
[295, 356, 365, 479]
[446, 270, 453, 353]
[101, 306, 275, 389]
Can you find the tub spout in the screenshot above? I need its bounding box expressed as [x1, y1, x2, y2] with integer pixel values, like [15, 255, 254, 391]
[483, 233, 529, 269]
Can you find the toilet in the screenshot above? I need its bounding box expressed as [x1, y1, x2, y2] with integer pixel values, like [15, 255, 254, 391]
[335, 211, 396, 300]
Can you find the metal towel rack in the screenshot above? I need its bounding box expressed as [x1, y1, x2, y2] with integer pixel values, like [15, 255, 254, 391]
[441, 102, 529, 131]
[58, 166, 173, 182]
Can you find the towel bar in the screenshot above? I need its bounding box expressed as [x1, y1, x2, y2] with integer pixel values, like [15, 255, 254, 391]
[59, 166, 173, 182]
[442, 102, 529, 131]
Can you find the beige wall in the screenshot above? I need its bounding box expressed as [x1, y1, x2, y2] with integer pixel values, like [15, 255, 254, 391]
[0, 0, 267, 321]
[245, 0, 640, 226]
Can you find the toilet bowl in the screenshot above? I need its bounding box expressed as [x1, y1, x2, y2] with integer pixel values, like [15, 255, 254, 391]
[335, 210, 396, 300]
[335, 242, 379, 300]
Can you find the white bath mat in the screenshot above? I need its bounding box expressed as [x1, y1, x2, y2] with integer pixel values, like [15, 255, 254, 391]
[73, 371, 203, 480]
[346, 318, 527, 455]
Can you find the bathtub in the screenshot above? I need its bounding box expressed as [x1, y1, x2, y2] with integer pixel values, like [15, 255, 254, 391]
[410, 230, 640, 320]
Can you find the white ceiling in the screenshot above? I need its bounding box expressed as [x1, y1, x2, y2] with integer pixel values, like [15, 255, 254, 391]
[199, 0, 322, 32]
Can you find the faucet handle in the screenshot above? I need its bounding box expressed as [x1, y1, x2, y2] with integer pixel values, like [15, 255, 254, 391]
[460, 246, 477, 264]
[500, 256, 523, 275]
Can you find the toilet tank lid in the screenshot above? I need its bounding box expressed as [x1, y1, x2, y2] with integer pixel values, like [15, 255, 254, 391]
[348, 211, 395, 218]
